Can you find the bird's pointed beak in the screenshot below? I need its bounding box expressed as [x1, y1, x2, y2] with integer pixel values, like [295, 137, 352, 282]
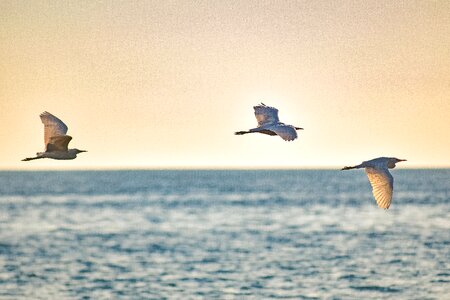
[80, 150, 87, 153]
[295, 127, 304, 130]
[398, 159, 407, 162]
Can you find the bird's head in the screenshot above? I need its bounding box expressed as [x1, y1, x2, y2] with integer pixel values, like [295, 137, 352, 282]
[67, 148, 87, 158]
[75, 149, 87, 155]
[388, 157, 406, 168]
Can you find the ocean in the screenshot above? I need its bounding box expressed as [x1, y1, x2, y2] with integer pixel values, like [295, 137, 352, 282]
[0, 169, 449, 299]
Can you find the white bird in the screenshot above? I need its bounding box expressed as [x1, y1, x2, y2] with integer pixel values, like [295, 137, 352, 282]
[22, 111, 87, 161]
[235, 103, 303, 141]
[341, 157, 407, 209]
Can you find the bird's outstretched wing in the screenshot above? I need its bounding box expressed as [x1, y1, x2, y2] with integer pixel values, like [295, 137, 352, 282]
[40, 112, 69, 147]
[46, 135, 72, 152]
[253, 103, 279, 126]
[365, 167, 394, 209]
[268, 124, 298, 141]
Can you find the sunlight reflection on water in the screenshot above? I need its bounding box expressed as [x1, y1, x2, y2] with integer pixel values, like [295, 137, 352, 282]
[0, 170, 449, 299]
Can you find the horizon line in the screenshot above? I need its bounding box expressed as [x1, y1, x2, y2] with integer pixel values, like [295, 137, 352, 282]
[0, 165, 449, 172]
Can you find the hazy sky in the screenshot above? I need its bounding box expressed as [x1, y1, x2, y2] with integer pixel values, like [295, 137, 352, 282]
[1, 1, 449, 169]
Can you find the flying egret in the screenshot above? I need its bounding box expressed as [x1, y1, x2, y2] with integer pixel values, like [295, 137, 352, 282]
[235, 103, 303, 141]
[22, 111, 87, 161]
[341, 157, 407, 209]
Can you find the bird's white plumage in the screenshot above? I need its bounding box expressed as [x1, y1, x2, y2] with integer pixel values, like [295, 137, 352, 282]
[235, 103, 302, 141]
[40, 111, 69, 148]
[254, 104, 279, 126]
[22, 111, 86, 161]
[266, 124, 298, 141]
[365, 167, 394, 209]
[342, 157, 405, 209]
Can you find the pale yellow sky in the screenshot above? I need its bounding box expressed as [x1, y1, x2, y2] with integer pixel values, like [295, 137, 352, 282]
[1, 1, 449, 169]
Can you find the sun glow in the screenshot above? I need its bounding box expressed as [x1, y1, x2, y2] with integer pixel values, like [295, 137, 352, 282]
[1, 1, 449, 169]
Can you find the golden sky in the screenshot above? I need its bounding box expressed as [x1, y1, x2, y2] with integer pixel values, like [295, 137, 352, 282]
[1, 1, 449, 169]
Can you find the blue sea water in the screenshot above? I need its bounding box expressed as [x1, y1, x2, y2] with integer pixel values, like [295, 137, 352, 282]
[0, 169, 449, 299]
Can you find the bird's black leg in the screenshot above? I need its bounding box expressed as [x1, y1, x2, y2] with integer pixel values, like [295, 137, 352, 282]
[341, 166, 356, 170]
[21, 156, 42, 161]
[235, 131, 249, 135]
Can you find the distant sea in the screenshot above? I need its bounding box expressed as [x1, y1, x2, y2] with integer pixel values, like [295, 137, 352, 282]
[0, 169, 449, 299]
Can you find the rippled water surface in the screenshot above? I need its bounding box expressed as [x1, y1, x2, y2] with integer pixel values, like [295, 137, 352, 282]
[0, 170, 449, 299]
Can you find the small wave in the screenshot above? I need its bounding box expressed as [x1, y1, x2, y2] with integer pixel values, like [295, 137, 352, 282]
[350, 285, 401, 293]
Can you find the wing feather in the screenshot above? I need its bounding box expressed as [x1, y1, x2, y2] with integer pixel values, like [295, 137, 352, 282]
[253, 104, 279, 126]
[46, 135, 72, 152]
[40, 112, 69, 147]
[365, 167, 394, 209]
[268, 125, 298, 141]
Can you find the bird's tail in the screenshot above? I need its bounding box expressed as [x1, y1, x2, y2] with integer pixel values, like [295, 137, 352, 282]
[22, 156, 42, 161]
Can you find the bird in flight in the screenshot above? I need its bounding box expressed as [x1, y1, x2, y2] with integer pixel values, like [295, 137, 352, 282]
[22, 111, 87, 161]
[235, 103, 303, 141]
[341, 157, 406, 209]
